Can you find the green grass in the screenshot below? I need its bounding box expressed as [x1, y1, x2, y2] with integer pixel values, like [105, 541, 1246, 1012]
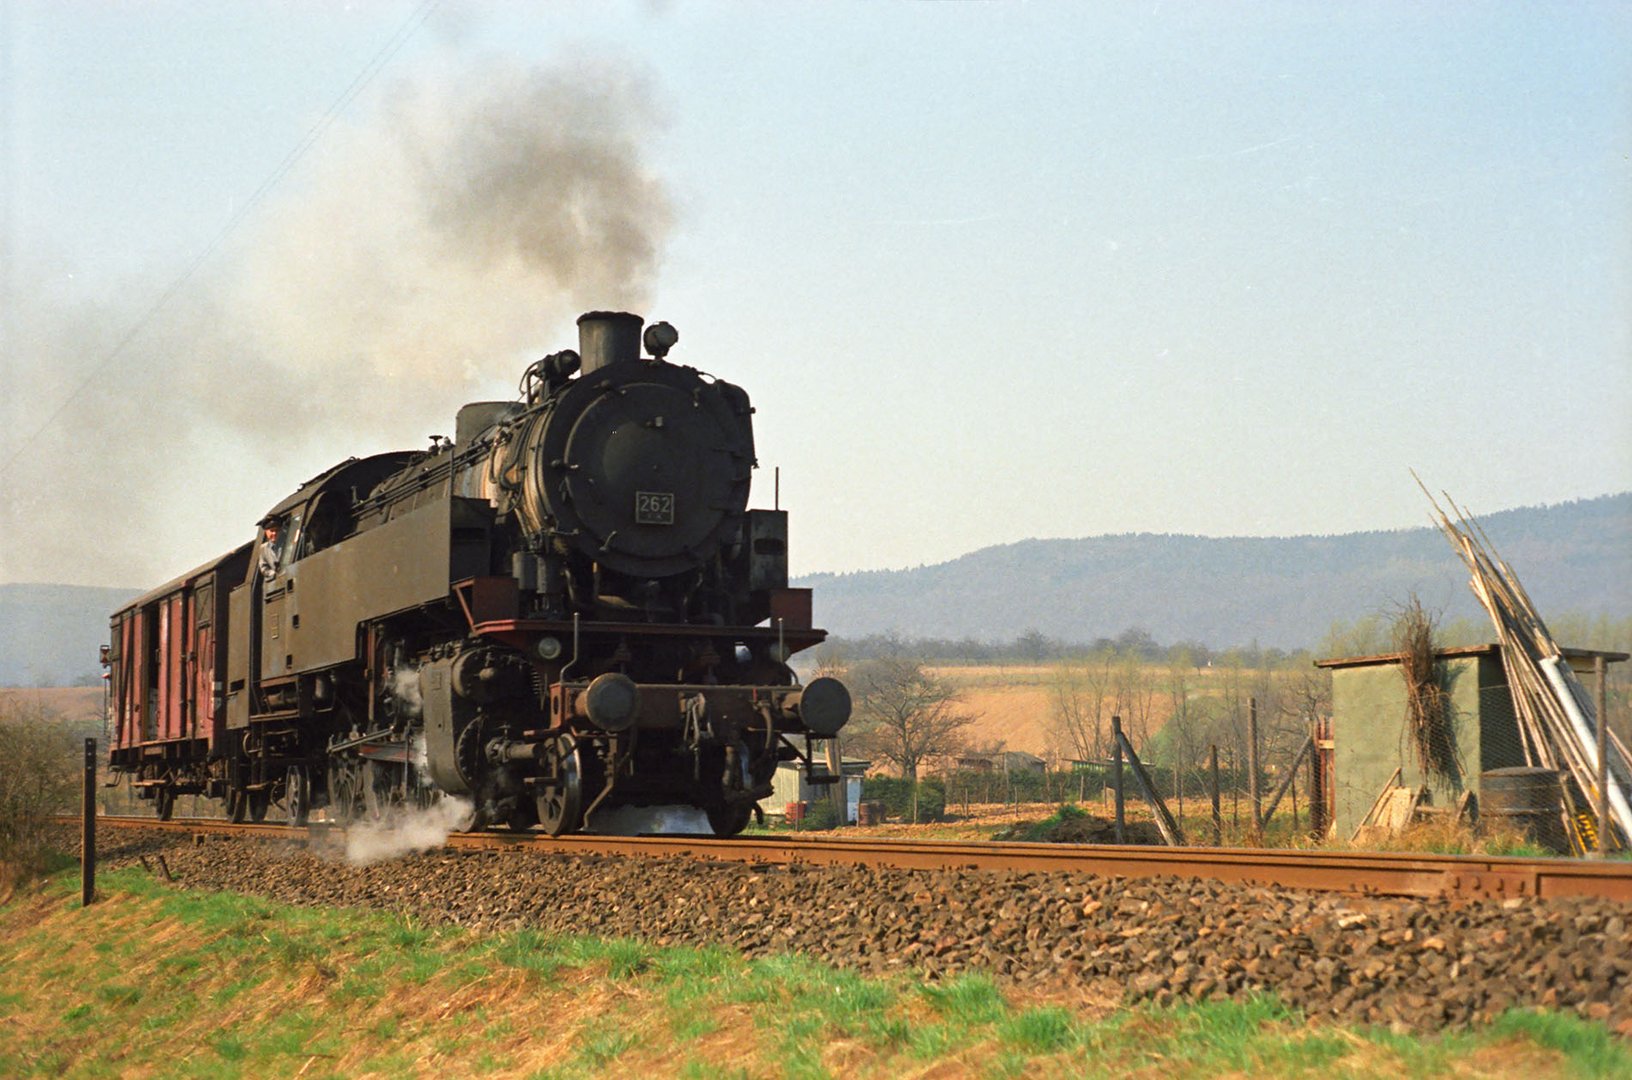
[998, 1005, 1078, 1052]
[1489, 1011, 1630, 1079]
[1, 861, 1627, 1079]
[921, 972, 1008, 1026]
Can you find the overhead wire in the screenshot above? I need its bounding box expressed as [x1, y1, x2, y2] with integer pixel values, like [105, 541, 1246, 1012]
[1, 0, 442, 476]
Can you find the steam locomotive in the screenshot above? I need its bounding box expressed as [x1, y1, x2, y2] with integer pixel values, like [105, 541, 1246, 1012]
[105, 312, 850, 836]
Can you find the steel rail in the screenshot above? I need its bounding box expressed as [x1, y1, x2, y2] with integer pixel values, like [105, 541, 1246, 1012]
[77, 815, 1632, 902]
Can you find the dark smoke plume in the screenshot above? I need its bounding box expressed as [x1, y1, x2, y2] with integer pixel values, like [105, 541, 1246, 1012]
[0, 56, 672, 587]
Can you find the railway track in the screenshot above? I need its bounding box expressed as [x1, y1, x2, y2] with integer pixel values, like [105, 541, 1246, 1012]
[80, 814, 1632, 902]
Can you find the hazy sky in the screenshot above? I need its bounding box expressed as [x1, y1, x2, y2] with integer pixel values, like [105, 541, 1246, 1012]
[2, 2, 1629, 588]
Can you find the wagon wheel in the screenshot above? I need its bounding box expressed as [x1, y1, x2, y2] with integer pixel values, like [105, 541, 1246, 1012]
[285, 766, 310, 827]
[226, 786, 248, 823]
[534, 735, 584, 837]
[706, 802, 751, 838]
[248, 788, 271, 823]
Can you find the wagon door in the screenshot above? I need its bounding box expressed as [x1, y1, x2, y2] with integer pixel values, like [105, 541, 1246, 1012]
[139, 602, 158, 743]
[160, 594, 186, 742]
[111, 614, 137, 750]
[193, 582, 217, 748]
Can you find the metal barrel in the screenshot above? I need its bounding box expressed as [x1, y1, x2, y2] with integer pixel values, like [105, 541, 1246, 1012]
[856, 800, 882, 827]
[1480, 767, 1569, 854]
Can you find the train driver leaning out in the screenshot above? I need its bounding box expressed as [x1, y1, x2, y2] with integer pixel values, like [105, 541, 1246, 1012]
[259, 522, 282, 581]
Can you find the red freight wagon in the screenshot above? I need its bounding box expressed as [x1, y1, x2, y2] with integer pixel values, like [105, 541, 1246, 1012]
[107, 544, 251, 819]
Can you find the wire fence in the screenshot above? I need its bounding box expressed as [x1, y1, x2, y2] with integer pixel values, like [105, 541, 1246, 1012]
[912, 676, 1631, 858]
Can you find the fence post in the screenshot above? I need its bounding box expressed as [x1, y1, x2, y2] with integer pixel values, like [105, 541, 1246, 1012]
[1596, 656, 1609, 858]
[1112, 715, 1125, 844]
[82, 738, 97, 907]
[1247, 697, 1262, 844]
[1209, 743, 1222, 846]
[1229, 748, 1239, 830]
[1114, 725, 1184, 846]
[1175, 754, 1183, 825]
[1260, 736, 1313, 828]
[1290, 766, 1299, 831]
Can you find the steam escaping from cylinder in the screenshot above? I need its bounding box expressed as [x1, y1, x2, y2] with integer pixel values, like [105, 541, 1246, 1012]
[389, 668, 424, 721]
[342, 796, 476, 866]
[1, 52, 673, 588]
[583, 804, 713, 836]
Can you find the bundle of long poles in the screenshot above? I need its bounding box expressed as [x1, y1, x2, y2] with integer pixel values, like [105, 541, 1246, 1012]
[1418, 479, 1631, 853]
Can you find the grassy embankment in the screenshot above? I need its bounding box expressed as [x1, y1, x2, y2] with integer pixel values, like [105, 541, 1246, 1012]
[2, 862, 1628, 1078]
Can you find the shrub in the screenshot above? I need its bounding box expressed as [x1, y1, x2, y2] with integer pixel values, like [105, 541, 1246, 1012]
[799, 799, 840, 831]
[0, 700, 83, 883]
[860, 776, 946, 822]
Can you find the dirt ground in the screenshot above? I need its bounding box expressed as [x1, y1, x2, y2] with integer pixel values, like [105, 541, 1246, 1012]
[927, 665, 1063, 757]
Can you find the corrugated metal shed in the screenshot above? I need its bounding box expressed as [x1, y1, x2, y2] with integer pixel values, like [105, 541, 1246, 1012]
[762, 757, 870, 823]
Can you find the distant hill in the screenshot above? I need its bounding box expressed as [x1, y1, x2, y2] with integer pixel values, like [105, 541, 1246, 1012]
[0, 584, 140, 686]
[799, 494, 1632, 649]
[4, 495, 1626, 684]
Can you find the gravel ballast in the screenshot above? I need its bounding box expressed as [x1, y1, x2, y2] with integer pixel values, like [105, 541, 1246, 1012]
[86, 828, 1632, 1035]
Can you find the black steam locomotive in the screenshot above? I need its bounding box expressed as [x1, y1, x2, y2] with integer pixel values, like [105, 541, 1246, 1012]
[106, 312, 850, 835]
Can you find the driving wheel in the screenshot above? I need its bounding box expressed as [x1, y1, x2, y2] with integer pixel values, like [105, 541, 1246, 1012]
[707, 802, 751, 837]
[534, 735, 584, 837]
[363, 760, 397, 822]
[285, 766, 310, 826]
[505, 795, 539, 833]
[326, 761, 358, 825]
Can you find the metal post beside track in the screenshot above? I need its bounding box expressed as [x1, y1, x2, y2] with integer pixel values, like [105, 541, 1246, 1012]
[82, 738, 96, 907]
[1112, 715, 1125, 845]
[1247, 697, 1262, 845]
[1209, 744, 1222, 847]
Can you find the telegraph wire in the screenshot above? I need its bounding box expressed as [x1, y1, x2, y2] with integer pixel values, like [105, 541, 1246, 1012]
[1, 0, 441, 475]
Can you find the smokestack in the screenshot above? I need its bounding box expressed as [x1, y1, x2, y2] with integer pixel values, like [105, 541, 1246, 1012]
[577, 311, 644, 375]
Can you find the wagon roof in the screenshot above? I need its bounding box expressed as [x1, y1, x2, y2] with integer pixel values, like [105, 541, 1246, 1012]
[112, 541, 253, 617]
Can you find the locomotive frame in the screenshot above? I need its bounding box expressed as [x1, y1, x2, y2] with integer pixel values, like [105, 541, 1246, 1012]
[107, 312, 850, 836]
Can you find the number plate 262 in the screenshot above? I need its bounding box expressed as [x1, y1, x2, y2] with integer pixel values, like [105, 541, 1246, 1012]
[635, 491, 675, 525]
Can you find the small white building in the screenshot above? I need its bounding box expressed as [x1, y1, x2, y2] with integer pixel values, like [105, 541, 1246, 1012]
[762, 757, 870, 824]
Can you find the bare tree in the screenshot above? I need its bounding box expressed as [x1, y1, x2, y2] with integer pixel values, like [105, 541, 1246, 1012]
[1049, 650, 1116, 762]
[1162, 648, 1205, 809]
[847, 654, 974, 821]
[1113, 651, 1160, 747]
